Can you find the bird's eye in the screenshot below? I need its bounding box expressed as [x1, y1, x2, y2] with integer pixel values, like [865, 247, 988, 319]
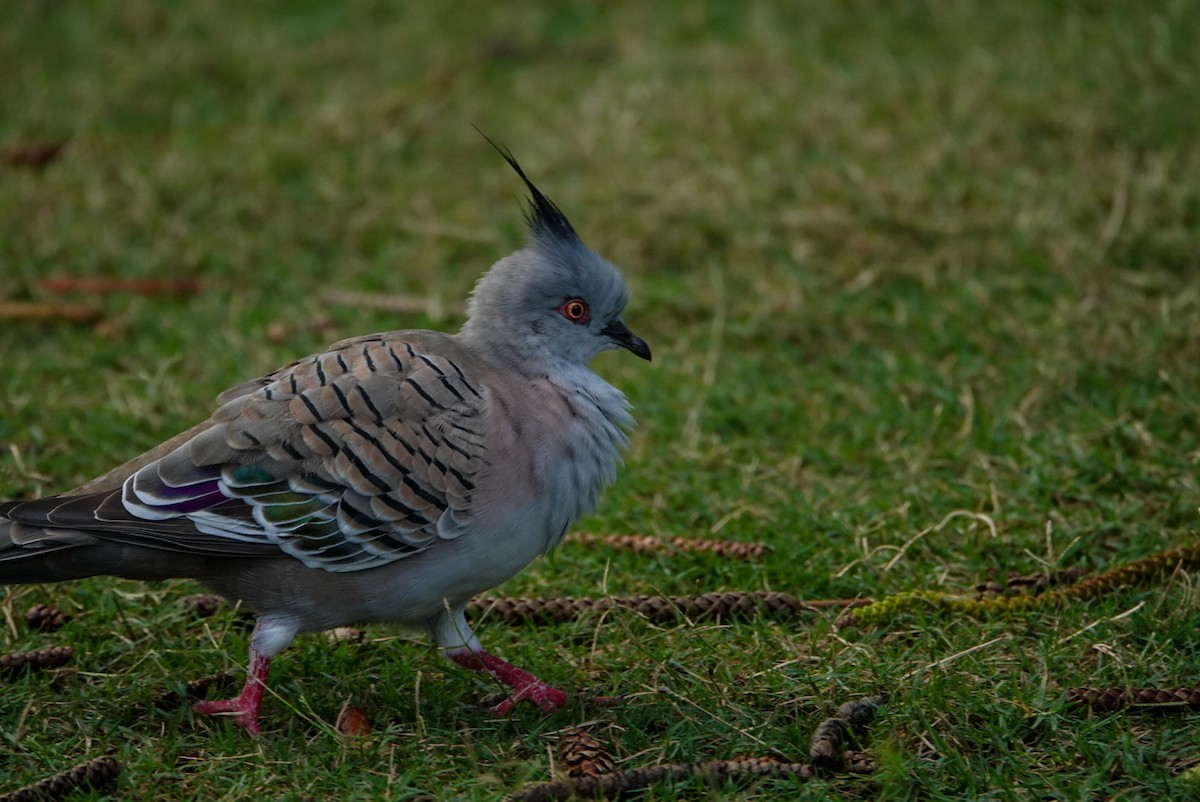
[558, 298, 590, 324]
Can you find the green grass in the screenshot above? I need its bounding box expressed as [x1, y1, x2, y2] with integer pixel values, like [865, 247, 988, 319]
[3, 1, 1200, 798]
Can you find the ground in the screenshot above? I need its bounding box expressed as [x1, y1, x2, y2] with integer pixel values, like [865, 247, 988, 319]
[2, 2, 1199, 799]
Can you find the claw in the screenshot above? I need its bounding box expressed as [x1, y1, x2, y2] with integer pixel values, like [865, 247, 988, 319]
[486, 676, 568, 716]
[192, 697, 264, 736]
[192, 647, 271, 736]
[448, 649, 570, 714]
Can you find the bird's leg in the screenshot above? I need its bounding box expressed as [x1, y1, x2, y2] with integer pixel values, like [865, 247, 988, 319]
[446, 649, 568, 715]
[431, 606, 567, 715]
[192, 619, 296, 736]
[192, 645, 272, 735]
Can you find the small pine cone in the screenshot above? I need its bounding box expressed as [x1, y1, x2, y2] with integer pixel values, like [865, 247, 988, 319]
[0, 646, 74, 675]
[843, 750, 875, 774]
[809, 717, 851, 768]
[557, 728, 616, 779]
[180, 594, 226, 617]
[25, 604, 69, 633]
[811, 695, 884, 769]
[2, 755, 120, 802]
[183, 672, 234, 699]
[1068, 686, 1200, 711]
[150, 672, 237, 711]
[835, 695, 885, 729]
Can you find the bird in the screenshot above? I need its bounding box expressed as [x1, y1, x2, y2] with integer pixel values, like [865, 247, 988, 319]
[0, 144, 651, 735]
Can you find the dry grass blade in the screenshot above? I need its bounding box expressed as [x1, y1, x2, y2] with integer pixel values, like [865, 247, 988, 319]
[0, 302, 102, 325]
[34, 276, 202, 296]
[0, 140, 68, 169]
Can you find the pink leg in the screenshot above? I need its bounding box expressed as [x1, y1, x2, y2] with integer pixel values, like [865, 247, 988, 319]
[193, 646, 272, 736]
[448, 650, 568, 716]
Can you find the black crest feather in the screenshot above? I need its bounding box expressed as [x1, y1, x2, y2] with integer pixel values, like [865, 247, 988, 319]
[476, 129, 581, 247]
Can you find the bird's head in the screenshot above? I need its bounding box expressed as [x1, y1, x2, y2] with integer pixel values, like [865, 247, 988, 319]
[460, 144, 651, 368]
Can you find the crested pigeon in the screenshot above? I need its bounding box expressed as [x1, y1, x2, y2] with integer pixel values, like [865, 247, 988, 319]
[0, 146, 650, 735]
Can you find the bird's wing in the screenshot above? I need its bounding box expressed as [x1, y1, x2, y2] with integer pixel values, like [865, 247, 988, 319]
[2, 332, 490, 573]
[62, 360, 284, 498]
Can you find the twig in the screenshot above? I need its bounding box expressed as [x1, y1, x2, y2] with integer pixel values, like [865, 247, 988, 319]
[0, 302, 102, 325]
[34, 276, 202, 296]
[0, 141, 68, 169]
[911, 633, 1015, 676]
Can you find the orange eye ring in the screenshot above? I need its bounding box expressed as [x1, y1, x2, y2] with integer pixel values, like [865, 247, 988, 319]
[559, 298, 590, 324]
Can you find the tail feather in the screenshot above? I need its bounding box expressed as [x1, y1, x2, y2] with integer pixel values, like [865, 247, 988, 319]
[0, 516, 216, 584]
[0, 515, 105, 583]
[1, 515, 98, 549]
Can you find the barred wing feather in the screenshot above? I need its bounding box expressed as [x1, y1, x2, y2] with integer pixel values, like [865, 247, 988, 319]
[5, 333, 488, 573]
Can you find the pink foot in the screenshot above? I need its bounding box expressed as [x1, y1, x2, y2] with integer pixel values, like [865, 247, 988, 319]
[193, 649, 271, 735]
[192, 696, 263, 736]
[448, 650, 569, 715]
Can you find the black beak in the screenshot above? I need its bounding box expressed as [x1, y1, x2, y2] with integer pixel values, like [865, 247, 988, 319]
[602, 319, 652, 361]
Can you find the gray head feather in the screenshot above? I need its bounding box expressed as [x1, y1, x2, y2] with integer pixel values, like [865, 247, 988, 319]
[460, 143, 645, 367]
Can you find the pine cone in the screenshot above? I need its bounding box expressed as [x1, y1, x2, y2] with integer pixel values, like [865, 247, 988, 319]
[179, 594, 226, 617]
[557, 728, 616, 779]
[844, 750, 875, 774]
[1068, 686, 1200, 711]
[0, 646, 74, 675]
[810, 695, 884, 769]
[25, 604, 69, 633]
[0, 754, 119, 802]
[149, 672, 236, 711]
[809, 717, 851, 768]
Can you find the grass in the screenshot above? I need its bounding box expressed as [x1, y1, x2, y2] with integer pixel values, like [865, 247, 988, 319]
[2, 0, 1199, 798]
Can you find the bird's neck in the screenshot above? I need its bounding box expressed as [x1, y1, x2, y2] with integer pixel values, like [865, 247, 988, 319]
[457, 328, 590, 383]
